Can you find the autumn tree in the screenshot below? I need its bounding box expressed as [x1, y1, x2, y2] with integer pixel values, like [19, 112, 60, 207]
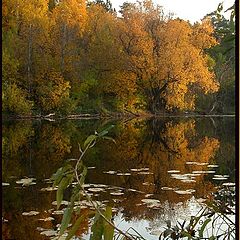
[118, 0, 219, 112]
[50, 0, 87, 77]
[76, 3, 138, 112]
[34, 70, 72, 113]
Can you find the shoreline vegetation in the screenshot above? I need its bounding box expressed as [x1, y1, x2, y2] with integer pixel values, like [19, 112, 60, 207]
[2, 1, 235, 119]
[2, 111, 236, 121]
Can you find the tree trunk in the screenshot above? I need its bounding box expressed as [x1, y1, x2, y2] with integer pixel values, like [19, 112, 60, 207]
[61, 23, 67, 72]
[27, 24, 32, 94]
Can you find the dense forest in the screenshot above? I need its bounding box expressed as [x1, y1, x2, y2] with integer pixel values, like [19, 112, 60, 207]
[2, 0, 235, 116]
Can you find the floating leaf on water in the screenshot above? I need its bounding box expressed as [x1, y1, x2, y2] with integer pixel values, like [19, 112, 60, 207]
[174, 190, 192, 195]
[207, 165, 219, 168]
[141, 199, 160, 204]
[130, 168, 149, 172]
[147, 204, 161, 209]
[139, 168, 150, 171]
[92, 184, 107, 188]
[117, 173, 131, 176]
[185, 189, 196, 193]
[103, 171, 116, 174]
[196, 198, 207, 203]
[41, 187, 58, 191]
[127, 188, 138, 192]
[161, 187, 173, 190]
[38, 217, 55, 221]
[192, 170, 215, 174]
[195, 162, 209, 166]
[137, 172, 153, 175]
[40, 230, 57, 236]
[142, 182, 154, 186]
[16, 178, 36, 186]
[214, 174, 229, 178]
[145, 194, 154, 197]
[73, 205, 87, 211]
[110, 192, 124, 196]
[36, 227, 46, 231]
[52, 210, 65, 215]
[222, 182, 235, 186]
[52, 200, 69, 206]
[171, 174, 189, 180]
[186, 162, 197, 165]
[2, 183, 10, 186]
[212, 177, 228, 180]
[167, 170, 180, 173]
[87, 187, 104, 192]
[111, 208, 118, 212]
[81, 183, 91, 188]
[130, 168, 140, 172]
[22, 211, 40, 216]
[87, 166, 96, 169]
[181, 179, 196, 183]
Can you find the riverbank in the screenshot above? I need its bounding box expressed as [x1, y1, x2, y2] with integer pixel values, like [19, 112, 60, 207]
[2, 111, 236, 121]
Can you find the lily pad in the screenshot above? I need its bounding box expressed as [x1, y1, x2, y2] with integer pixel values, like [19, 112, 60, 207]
[137, 172, 153, 175]
[40, 230, 57, 236]
[22, 211, 39, 216]
[52, 210, 65, 215]
[16, 178, 36, 186]
[87, 166, 96, 169]
[52, 200, 69, 206]
[103, 171, 116, 174]
[38, 217, 55, 221]
[110, 192, 124, 196]
[222, 182, 235, 186]
[117, 173, 131, 176]
[2, 183, 10, 186]
[161, 187, 173, 190]
[41, 187, 58, 191]
[167, 170, 180, 173]
[141, 199, 160, 204]
[87, 187, 105, 192]
[174, 190, 192, 195]
[207, 165, 219, 168]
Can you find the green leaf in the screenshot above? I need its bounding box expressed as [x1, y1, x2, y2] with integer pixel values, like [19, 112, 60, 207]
[60, 206, 74, 235]
[209, 236, 216, 240]
[51, 167, 64, 187]
[84, 135, 97, 148]
[181, 231, 192, 238]
[79, 166, 87, 186]
[57, 175, 73, 209]
[166, 220, 171, 228]
[99, 125, 114, 135]
[199, 218, 211, 237]
[163, 229, 173, 238]
[66, 214, 86, 240]
[104, 206, 114, 240]
[51, 164, 73, 187]
[90, 212, 104, 240]
[102, 136, 116, 144]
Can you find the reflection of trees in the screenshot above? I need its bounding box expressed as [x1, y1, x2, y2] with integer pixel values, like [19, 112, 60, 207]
[2, 121, 34, 178]
[2, 121, 34, 156]
[2, 118, 233, 238]
[87, 118, 220, 221]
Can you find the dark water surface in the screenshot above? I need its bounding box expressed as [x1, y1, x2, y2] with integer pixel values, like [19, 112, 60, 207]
[2, 117, 236, 239]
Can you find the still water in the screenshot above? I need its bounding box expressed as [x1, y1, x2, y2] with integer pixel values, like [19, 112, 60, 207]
[2, 117, 236, 239]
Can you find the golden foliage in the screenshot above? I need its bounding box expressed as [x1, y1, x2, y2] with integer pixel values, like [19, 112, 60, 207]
[35, 71, 71, 112]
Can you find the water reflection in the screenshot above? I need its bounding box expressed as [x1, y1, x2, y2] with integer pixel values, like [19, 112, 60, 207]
[2, 117, 235, 239]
